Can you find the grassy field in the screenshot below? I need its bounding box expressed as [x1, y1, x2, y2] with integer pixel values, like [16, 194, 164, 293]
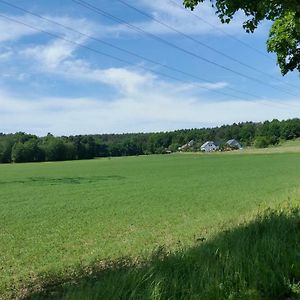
[242, 138, 300, 154]
[1, 151, 300, 299]
[27, 205, 300, 300]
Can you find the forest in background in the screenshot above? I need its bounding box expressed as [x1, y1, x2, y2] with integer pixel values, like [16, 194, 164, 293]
[1, 118, 300, 163]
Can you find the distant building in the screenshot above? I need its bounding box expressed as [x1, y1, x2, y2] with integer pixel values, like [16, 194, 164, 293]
[226, 139, 242, 149]
[187, 140, 194, 147]
[200, 141, 218, 152]
[178, 140, 194, 151]
[178, 144, 186, 151]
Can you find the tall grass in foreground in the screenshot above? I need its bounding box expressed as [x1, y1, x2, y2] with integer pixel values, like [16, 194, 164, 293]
[26, 204, 300, 300]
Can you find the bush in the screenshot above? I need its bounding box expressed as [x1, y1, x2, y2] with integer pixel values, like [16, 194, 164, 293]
[254, 136, 269, 148]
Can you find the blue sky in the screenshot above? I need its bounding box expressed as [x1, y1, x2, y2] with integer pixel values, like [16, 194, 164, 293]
[0, 0, 299, 135]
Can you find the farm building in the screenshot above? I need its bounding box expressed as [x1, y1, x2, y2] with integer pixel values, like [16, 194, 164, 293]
[200, 141, 218, 152]
[178, 140, 194, 151]
[226, 139, 242, 149]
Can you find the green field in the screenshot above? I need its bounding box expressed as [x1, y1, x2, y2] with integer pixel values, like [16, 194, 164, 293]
[242, 138, 300, 154]
[1, 152, 300, 299]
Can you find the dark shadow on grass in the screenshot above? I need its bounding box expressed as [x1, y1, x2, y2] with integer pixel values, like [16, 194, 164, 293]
[0, 175, 126, 186]
[24, 206, 300, 300]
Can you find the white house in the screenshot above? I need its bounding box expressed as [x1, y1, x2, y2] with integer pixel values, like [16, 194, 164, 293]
[226, 139, 242, 149]
[200, 141, 218, 152]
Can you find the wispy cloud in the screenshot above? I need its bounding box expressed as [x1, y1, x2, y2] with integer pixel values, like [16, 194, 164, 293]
[18, 46, 229, 96]
[0, 5, 295, 136]
[21, 40, 76, 68]
[109, 0, 251, 36]
[0, 46, 13, 60]
[0, 10, 230, 99]
[1, 85, 299, 135]
[0, 1, 269, 47]
[0, 13, 103, 43]
[13, 23, 227, 95]
[58, 59, 156, 94]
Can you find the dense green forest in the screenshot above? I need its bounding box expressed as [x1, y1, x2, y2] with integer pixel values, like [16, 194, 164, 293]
[1, 118, 300, 163]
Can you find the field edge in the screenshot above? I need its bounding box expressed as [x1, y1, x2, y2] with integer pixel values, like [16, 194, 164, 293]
[8, 200, 299, 300]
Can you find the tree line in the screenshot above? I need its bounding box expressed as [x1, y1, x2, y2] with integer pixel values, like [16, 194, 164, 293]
[0, 118, 300, 163]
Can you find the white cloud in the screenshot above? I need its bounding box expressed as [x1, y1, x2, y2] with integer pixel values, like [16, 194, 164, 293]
[59, 59, 156, 94]
[171, 81, 228, 92]
[0, 14, 98, 42]
[0, 47, 13, 60]
[109, 0, 251, 36]
[0, 3, 269, 51]
[21, 39, 77, 69]
[0, 7, 294, 136]
[0, 86, 299, 136]
[18, 46, 229, 96]
[0, 13, 100, 71]
[0, 16, 33, 42]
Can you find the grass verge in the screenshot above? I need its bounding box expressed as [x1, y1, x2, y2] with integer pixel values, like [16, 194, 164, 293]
[24, 203, 300, 300]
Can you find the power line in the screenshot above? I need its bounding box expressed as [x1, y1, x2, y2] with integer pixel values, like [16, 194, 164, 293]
[169, 0, 273, 60]
[0, 0, 263, 100]
[116, 0, 300, 93]
[0, 13, 252, 100]
[169, 0, 300, 92]
[72, 0, 299, 97]
[0, 15, 297, 111]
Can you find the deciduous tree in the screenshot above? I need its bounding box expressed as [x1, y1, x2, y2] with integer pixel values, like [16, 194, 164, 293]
[183, 0, 300, 75]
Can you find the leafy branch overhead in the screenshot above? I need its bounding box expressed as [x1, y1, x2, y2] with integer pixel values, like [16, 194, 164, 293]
[183, 0, 300, 75]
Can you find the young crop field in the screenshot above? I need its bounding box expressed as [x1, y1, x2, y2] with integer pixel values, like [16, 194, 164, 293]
[1, 152, 300, 299]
